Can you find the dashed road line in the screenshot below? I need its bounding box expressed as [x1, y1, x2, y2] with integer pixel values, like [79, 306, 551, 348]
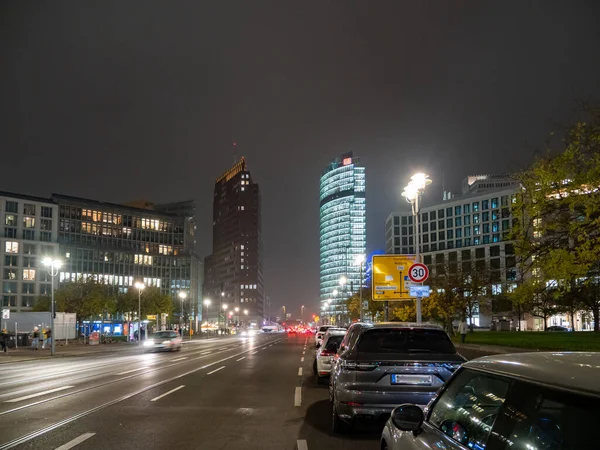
[297, 440, 308, 450]
[236, 357, 246, 362]
[150, 385, 185, 402]
[6, 386, 74, 403]
[294, 387, 302, 406]
[115, 367, 149, 376]
[300, 357, 304, 362]
[298, 367, 303, 376]
[54, 433, 96, 450]
[207, 366, 226, 375]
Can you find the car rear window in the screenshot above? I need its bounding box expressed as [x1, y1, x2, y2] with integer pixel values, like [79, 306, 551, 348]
[319, 326, 331, 332]
[356, 328, 456, 354]
[325, 335, 344, 347]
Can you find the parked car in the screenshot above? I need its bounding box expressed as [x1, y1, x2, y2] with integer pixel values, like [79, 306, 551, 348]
[314, 328, 347, 384]
[381, 352, 600, 450]
[329, 322, 465, 433]
[315, 325, 336, 347]
[546, 325, 569, 332]
[143, 330, 182, 352]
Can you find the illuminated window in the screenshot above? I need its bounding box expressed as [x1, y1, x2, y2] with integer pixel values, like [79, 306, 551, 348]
[241, 245, 244, 250]
[5, 242, 18, 253]
[134, 254, 154, 265]
[23, 269, 36, 281]
[5, 215, 16, 226]
[23, 217, 35, 228]
[241, 187, 245, 192]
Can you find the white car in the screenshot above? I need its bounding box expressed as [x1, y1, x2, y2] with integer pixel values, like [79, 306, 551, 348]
[315, 325, 336, 348]
[313, 329, 346, 384]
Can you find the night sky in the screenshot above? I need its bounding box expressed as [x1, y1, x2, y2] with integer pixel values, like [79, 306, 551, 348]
[2, 1, 600, 319]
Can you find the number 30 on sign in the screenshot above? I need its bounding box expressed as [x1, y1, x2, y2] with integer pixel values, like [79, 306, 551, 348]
[408, 263, 429, 283]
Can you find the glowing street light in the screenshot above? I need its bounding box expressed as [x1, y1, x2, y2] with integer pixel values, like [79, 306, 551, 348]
[402, 172, 432, 324]
[42, 257, 62, 356]
[355, 254, 366, 322]
[134, 282, 145, 345]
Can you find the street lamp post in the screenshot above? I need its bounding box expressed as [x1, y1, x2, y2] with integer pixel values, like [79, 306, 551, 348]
[326, 299, 332, 324]
[222, 304, 228, 332]
[203, 299, 211, 338]
[42, 257, 62, 356]
[134, 282, 145, 346]
[338, 277, 347, 325]
[402, 173, 432, 325]
[355, 255, 366, 322]
[301, 305, 304, 324]
[234, 306, 240, 327]
[178, 292, 187, 336]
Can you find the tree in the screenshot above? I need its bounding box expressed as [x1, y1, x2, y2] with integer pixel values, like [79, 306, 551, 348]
[116, 287, 173, 320]
[426, 264, 465, 334]
[53, 279, 116, 332]
[511, 107, 600, 330]
[461, 266, 491, 332]
[345, 287, 384, 322]
[31, 296, 51, 312]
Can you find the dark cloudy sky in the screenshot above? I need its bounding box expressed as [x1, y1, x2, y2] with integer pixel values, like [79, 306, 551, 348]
[1, 1, 599, 319]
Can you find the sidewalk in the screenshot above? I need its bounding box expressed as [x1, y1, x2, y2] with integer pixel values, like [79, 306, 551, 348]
[0, 341, 141, 364]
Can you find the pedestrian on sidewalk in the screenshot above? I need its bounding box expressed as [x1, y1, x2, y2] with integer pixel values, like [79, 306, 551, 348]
[31, 327, 40, 350]
[1, 328, 8, 353]
[42, 327, 52, 349]
[458, 318, 468, 344]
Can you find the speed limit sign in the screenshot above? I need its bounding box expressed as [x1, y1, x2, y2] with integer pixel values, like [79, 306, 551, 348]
[408, 263, 429, 283]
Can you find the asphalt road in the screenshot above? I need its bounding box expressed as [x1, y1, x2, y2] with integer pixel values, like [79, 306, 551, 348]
[0, 333, 494, 450]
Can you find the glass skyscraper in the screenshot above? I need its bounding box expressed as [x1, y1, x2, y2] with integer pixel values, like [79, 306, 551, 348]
[319, 152, 366, 324]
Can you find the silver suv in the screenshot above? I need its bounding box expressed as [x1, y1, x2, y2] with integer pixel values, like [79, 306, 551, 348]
[329, 322, 465, 433]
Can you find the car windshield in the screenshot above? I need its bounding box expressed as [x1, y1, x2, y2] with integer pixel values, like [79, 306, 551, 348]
[356, 328, 456, 354]
[151, 332, 176, 339]
[319, 326, 331, 332]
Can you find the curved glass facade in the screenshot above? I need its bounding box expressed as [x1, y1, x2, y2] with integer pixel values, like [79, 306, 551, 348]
[319, 153, 366, 324]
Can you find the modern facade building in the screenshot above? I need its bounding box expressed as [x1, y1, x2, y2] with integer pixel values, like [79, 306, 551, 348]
[52, 194, 202, 327]
[386, 175, 519, 327]
[203, 158, 264, 327]
[319, 152, 366, 324]
[1, 192, 60, 312]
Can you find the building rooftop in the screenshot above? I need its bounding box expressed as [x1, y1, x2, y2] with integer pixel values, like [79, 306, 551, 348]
[216, 157, 247, 183]
[51, 193, 180, 218]
[464, 352, 600, 397]
[0, 190, 55, 204]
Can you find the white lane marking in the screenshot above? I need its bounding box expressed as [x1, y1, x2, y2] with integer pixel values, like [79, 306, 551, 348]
[171, 357, 187, 362]
[150, 385, 185, 402]
[261, 347, 266, 351]
[115, 367, 149, 375]
[252, 351, 259, 354]
[200, 351, 212, 355]
[207, 366, 226, 375]
[236, 357, 246, 361]
[300, 357, 304, 362]
[54, 432, 96, 450]
[297, 439, 308, 450]
[269, 344, 273, 347]
[298, 367, 303, 376]
[0, 339, 286, 449]
[294, 387, 302, 406]
[6, 386, 74, 403]
[302, 351, 305, 355]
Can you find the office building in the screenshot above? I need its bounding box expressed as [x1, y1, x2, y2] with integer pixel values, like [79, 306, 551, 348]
[319, 152, 366, 324]
[1, 192, 60, 312]
[386, 174, 519, 327]
[203, 158, 264, 326]
[52, 194, 202, 325]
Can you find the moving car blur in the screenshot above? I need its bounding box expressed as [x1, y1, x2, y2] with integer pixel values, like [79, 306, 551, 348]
[143, 330, 182, 352]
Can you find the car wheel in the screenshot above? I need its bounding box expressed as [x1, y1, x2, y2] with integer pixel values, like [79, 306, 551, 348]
[332, 401, 350, 434]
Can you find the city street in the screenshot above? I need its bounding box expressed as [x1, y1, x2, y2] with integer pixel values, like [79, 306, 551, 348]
[0, 333, 492, 450]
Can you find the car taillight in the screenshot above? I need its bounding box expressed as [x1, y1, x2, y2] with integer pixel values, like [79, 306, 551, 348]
[341, 361, 378, 371]
[320, 350, 335, 356]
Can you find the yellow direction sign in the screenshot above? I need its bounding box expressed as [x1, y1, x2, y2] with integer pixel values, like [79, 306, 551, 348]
[372, 254, 417, 301]
[147, 315, 157, 320]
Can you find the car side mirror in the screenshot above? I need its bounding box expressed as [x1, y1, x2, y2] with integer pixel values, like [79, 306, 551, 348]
[391, 404, 424, 435]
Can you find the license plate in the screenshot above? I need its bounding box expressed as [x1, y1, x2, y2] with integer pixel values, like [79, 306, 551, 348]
[391, 374, 432, 385]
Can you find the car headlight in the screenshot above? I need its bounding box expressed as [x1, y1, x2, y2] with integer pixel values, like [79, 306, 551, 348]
[162, 340, 171, 345]
[144, 339, 155, 347]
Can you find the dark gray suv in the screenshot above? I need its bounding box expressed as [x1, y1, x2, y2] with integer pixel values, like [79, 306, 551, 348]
[329, 322, 465, 433]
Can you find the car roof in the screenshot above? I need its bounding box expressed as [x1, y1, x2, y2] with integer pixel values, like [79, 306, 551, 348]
[350, 322, 444, 331]
[324, 329, 346, 336]
[464, 352, 600, 397]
